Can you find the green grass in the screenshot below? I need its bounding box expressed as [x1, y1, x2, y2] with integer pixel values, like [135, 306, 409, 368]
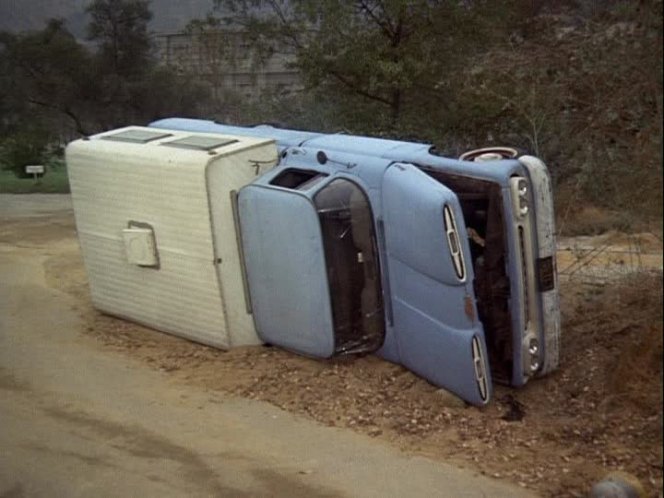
[0, 167, 70, 194]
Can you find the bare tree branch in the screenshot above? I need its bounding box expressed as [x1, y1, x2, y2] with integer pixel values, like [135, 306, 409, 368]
[327, 69, 392, 107]
[27, 98, 89, 135]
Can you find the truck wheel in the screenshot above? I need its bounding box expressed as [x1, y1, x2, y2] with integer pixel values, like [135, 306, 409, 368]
[459, 146, 522, 162]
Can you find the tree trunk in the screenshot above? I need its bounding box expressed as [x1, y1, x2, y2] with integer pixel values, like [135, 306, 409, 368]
[390, 88, 402, 127]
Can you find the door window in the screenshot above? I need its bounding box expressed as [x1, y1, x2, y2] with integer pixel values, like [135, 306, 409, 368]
[314, 179, 385, 353]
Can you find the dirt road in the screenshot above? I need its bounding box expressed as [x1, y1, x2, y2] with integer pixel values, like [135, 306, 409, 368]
[0, 194, 533, 497]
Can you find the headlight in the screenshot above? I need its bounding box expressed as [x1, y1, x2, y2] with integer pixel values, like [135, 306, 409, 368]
[510, 177, 530, 219]
[528, 337, 540, 372]
[517, 179, 528, 197]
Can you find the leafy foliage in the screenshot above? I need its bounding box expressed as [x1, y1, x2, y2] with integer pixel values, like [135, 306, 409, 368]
[0, 0, 212, 144]
[212, 0, 662, 222]
[0, 0, 660, 223]
[448, 1, 663, 218]
[86, 0, 153, 77]
[0, 127, 51, 178]
[215, 0, 528, 135]
[0, 19, 95, 135]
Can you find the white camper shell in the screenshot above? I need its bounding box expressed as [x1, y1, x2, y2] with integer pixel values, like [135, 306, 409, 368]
[66, 126, 278, 349]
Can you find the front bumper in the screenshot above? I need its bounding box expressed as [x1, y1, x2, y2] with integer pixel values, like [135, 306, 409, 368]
[518, 155, 561, 376]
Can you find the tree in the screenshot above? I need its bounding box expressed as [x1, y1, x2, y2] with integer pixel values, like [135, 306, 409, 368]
[0, 126, 51, 178]
[86, 0, 153, 78]
[214, 0, 525, 135]
[0, 12, 212, 139]
[85, 0, 213, 128]
[128, 65, 212, 121]
[185, 16, 243, 113]
[0, 19, 95, 135]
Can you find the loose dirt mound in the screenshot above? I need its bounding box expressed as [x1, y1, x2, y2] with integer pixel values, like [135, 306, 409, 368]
[562, 274, 662, 413]
[41, 236, 663, 497]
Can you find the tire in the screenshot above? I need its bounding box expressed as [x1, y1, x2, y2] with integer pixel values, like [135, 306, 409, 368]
[459, 146, 523, 162]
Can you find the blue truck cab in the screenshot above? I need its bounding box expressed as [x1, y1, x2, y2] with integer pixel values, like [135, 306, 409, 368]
[151, 118, 561, 406]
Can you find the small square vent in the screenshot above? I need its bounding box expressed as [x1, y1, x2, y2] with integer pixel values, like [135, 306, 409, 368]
[122, 226, 159, 267]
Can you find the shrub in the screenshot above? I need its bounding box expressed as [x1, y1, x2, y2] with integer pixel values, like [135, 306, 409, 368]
[0, 131, 50, 179]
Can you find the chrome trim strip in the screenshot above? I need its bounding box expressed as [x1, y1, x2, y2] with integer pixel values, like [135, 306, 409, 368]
[509, 177, 541, 378]
[472, 336, 489, 402]
[376, 219, 394, 326]
[443, 205, 466, 281]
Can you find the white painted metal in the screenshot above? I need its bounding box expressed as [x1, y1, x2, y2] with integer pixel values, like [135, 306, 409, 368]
[66, 126, 278, 349]
[509, 176, 541, 377]
[518, 155, 561, 375]
[205, 145, 278, 347]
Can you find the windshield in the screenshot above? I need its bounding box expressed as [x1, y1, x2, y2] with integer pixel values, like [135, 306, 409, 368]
[314, 179, 385, 353]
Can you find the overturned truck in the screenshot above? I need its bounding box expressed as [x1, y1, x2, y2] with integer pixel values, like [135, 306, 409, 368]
[67, 120, 560, 406]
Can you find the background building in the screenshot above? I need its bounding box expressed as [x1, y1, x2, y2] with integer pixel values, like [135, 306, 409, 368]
[154, 30, 301, 102]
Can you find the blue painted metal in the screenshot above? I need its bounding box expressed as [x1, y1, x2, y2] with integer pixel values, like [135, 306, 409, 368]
[148, 117, 544, 402]
[239, 153, 493, 404]
[381, 163, 492, 405]
[149, 118, 525, 185]
[238, 186, 336, 358]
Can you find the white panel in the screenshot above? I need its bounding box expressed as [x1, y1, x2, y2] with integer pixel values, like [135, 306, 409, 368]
[66, 126, 277, 350]
[80, 234, 230, 347]
[206, 143, 279, 347]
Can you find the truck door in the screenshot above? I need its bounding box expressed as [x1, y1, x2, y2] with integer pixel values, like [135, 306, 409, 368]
[238, 177, 384, 358]
[382, 163, 492, 405]
[238, 186, 335, 357]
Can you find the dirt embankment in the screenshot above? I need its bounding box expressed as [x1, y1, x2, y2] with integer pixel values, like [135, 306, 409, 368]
[10, 209, 662, 498]
[76, 278, 664, 497]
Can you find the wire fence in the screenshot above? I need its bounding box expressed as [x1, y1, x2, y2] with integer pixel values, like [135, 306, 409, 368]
[557, 233, 663, 284]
